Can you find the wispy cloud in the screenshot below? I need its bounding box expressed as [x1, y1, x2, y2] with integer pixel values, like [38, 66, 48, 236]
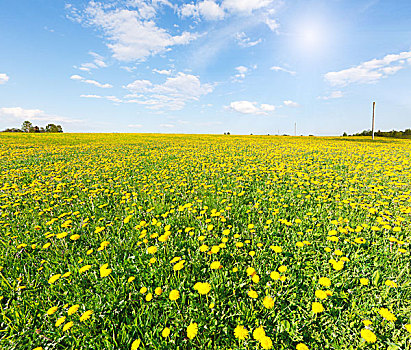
[75, 51, 107, 72]
[325, 50, 411, 86]
[70, 74, 113, 88]
[235, 32, 262, 48]
[270, 66, 296, 75]
[318, 91, 343, 100]
[0, 107, 81, 124]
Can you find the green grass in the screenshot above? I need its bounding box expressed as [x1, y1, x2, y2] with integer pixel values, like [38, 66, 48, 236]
[0, 134, 410, 350]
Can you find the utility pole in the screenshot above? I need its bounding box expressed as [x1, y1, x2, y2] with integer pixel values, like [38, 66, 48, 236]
[372, 102, 376, 140]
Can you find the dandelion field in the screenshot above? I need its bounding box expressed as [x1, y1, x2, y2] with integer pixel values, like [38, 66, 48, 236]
[0, 133, 410, 350]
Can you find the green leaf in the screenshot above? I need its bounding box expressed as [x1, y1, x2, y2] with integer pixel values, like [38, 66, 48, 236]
[372, 270, 381, 286]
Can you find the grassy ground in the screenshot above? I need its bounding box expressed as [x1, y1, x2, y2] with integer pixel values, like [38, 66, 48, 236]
[0, 134, 410, 350]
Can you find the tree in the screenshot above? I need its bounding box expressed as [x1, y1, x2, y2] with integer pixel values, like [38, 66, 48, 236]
[45, 124, 63, 133]
[21, 121, 32, 133]
[342, 132, 347, 137]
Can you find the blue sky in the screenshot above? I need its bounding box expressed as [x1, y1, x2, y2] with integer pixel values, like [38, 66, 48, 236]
[0, 0, 410, 135]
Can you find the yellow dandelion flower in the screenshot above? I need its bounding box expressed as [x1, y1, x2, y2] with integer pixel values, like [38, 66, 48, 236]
[270, 271, 280, 280]
[79, 265, 91, 273]
[248, 290, 258, 299]
[263, 295, 274, 309]
[315, 290, 328, 300]
[79, 310, 93, 322]
[131, 339, 141, 350]
[312, 302, 324, 314]
[67, 304, 79, 315]
[318, 277, 331, 287]
[234, 325, 249, 340]
[361, 329, 376, 343]
[253, 326, 265, 341]
[210, 261, 221, 269]
[360, 278, 369, 285]
[100, 263, 112, 277]
[55, 316, 66, 327]
[169, 289, 180, 301]
[296, 344, 309, 350]
[48, 274, 61, 284]
[187, 322, 198, 339]
[63, 321, 73, 332]
[260, 336, 273, 349]
[278, 265, 287, 273]
[147, 246, 158, 254]
[162, 327, 170, 338]
[46, 306, 58, 315]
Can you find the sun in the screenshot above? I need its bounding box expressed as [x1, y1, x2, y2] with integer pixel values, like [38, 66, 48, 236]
[299, 24, 324, 51]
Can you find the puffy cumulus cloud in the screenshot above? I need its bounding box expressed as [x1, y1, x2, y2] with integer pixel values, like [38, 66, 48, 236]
[124, 72, 214, 110]
[0, 73, 9, 84]
[70, 74, 113, 88]
[180, 0, 278, 30]
[283, 100, 299, 107]
[70, 1, 198, 62]
[0, 107, 80, 124]
[235, 32, 262, 48]
[325, 50, 411, 87]
[228, 101, 275, 115]
[180, 1, 225, 21]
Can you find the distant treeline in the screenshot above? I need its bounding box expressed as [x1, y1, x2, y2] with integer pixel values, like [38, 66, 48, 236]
[344, 129, 411, 139]
[2, 120, 63, 133]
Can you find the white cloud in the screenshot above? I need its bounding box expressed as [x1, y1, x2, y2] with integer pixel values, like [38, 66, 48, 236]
[124, 72, 214, 110]
[271, 66, 296, 75]
[234, 66, 248, 79]
[0, 73, 9, 84]
[222, 0, 274, 14]
[80, 94, 122, 103]
[70, 74, 83, 80]
[283, 100, 299, 107]
[232, 65, 257, 81]
[72, 1, 198, 62]
[153, 68, 172, 75]
[70, 74, 113, 88]
[75, 51, 107, 72]
[80, 94, 103, 98]
[0, 107, 80, 124]
[179, 0, 277, 31]
[228, 101, 275, 115]
[180, 1, 225, 21]
[318, 91, 343, 100]
[325, 50, 411, 86]
[235, 32, 262, 48]
[128, 124, 143, 128]
[261, 103, 275, 111]
[160, 123, 175, 128]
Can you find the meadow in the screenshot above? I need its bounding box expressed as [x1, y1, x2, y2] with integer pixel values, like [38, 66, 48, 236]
[0, 133, 410, 350]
